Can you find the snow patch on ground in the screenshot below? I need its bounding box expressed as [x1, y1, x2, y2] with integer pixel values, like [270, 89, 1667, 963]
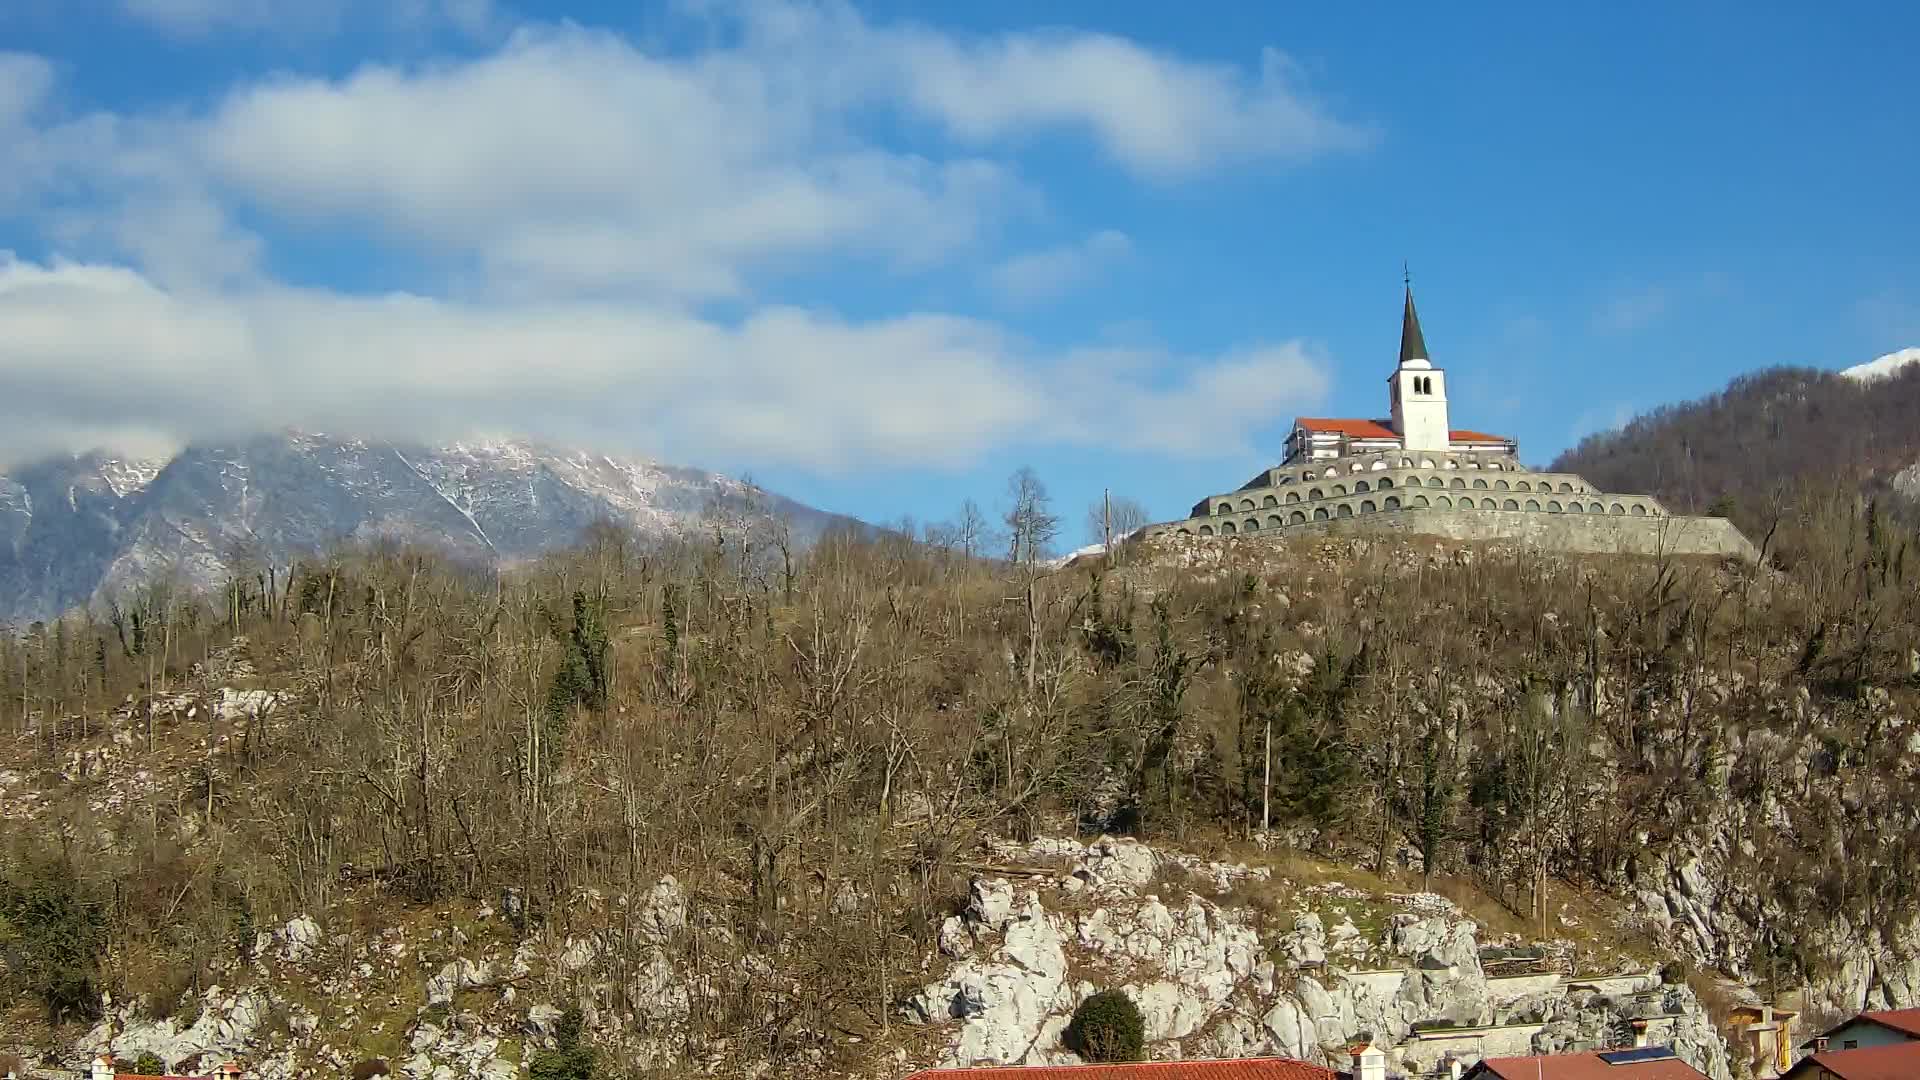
[1049, 529, 1143, 568]
[98, 458, 163, 500]
[1841, 347, 1920, 381]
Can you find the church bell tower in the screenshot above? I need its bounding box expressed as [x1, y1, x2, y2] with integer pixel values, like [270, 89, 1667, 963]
[1388, 283, 1450, 452]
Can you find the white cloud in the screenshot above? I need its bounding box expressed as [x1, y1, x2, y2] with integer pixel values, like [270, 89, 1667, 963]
[196, 24, 1020, 299]
[988, 229, 1131, 305]
[0, 52, 54, 123]
[0, 7, 1356, 469]
[0, 254, 1328, 470]
[725, 1, 1372, 178]
[20, 6, 1367, 301]
[891, 34, 1370, 178]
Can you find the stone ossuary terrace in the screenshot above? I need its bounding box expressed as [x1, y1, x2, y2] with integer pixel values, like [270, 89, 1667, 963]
[1163, 451, 1665, 537]
[1141, 283, 1757, 561]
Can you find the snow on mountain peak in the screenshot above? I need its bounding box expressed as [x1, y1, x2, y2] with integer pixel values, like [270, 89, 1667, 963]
[1842, 347, 1920, 381]
[0, 431, 853, 622]
[97, 458, 163, 499]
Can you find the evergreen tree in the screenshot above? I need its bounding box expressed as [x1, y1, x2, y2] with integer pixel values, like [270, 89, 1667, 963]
[1067, 990, 1145, 1062]
[529, 1007, 596, 1080]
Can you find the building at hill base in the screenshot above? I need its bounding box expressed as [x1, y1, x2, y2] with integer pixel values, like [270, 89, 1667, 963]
[1140, 286, 1757, 562]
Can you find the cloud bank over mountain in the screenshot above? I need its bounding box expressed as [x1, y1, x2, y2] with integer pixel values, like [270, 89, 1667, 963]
[0, 3, 1361, 472]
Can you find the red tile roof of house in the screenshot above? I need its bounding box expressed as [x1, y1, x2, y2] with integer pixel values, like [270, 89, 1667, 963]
[1785, 1040, 1920, 1079]
[1856, 1008, 1920, 1038]
[1805, 1007, 1920, 1048]
[902, 1059, 1337, 1080]
[1469, 1051, 1707, 1079]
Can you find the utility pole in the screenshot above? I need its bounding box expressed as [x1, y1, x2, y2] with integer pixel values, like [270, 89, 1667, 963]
[1261, 712, 1272, 836]
[1103, 488, 1113, 567]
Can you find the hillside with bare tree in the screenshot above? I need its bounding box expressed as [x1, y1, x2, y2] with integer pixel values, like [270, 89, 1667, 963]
[0, 473, 1915, 1078]
[1551, 363, 1920, 545]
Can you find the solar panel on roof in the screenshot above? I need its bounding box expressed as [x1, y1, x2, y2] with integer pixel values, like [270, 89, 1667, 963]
[1597, 1047, 1677, 1064]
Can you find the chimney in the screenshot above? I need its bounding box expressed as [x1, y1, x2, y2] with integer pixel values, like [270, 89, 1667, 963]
[1349, 1042, 1387, 1080]
[215, 1064, 243, 1080]
[1632, 1020, 1651, 1049]
[1447, 1057, 1466, 1080]
[91, 1056, 116, 1080]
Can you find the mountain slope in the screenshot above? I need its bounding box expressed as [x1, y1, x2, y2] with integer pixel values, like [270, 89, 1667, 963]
[1550, 353, 1920, 533]
[0, 433, 852, 622]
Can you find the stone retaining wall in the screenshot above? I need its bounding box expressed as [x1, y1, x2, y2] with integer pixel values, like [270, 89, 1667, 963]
[1147, 508, 1756, 562]
[1291, 508, 1757, 561]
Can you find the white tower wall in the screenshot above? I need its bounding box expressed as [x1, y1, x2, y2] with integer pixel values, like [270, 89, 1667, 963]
[1391, 363, 1450, 451]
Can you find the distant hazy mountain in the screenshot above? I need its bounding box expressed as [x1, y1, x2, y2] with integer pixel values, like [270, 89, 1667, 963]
[0, 433, 853, 623]
[1550, 349, 1920, 532]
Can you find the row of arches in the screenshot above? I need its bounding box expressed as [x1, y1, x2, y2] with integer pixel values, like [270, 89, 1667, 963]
[1183, 496, 1655, 536]
[1216, 475, 1594, 516]
[1285, 453, 1518, 484]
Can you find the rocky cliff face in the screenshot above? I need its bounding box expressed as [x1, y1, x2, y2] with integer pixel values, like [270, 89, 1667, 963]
[0, 434, 849, 622]
[1627, 702, 1920, 1027]
[4, 832, 1740, 1080]
[903, 837, 1730, 1079]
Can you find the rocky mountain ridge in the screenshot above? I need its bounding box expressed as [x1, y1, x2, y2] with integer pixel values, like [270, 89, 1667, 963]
[0, 433, 850, 623]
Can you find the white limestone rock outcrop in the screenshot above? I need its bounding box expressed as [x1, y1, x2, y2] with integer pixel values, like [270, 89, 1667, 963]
[81, 989, 269, 1075]
[903, 836, 1732, 1080]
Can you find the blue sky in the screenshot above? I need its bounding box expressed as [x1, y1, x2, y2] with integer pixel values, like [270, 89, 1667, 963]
[1, 1, 1915, 544]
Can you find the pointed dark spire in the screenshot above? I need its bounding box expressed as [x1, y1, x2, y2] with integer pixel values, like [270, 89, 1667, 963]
[1398, 284, 1429, 365]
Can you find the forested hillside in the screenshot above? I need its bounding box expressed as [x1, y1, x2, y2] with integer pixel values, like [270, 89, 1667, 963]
[1550, 362, 1920, 544]
[1, 477, 1916, 1077]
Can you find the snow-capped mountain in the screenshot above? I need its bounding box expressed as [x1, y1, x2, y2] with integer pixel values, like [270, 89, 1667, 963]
[1841, 346, 1920, 381]
[0, 433, 854, 622]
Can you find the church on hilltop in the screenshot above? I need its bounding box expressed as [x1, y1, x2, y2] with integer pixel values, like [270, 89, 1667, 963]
[1139, 285, 1758, 560]
[1282, 288, 1517, 465]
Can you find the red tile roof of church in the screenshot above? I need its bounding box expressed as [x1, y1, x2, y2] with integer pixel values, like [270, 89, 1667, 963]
[1292, 418, 1513, 445]
[1294, 417, 1398, 438]
[903, 1059, 1337, 1080]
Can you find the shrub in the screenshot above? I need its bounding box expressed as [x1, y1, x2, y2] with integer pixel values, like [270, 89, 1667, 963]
[0, 853, 107, 1024]
[1067, 990, 1145, 1063]
[133, 1052, 167, 1075]
[529, 1007, 596, 1080]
